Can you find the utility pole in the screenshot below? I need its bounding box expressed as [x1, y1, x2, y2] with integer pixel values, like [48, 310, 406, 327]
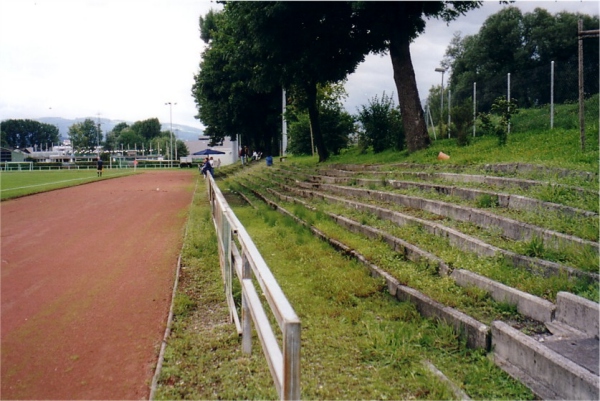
[165, 102, 177, 167]
[96, 112, 102, 159]
[577, 20, 599, 151]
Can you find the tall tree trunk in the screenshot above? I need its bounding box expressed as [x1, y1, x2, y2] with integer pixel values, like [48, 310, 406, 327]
[389, 36, 431, 153]
[305, 82, 329, 162]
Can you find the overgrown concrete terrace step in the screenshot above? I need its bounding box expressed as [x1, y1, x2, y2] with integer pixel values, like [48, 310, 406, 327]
[297, 180, 599, 255]
[276, 169, 598, 253]
[266, 185, 558, 324]
[316, 167, 598, 200]
[240, 182, 490, 350]
[327, 162, 598, 183]
[492, 291, 599, 400]
[268, 177, 597, 282]
[302, 172, 598, 219]
[240, 180, 600, 400]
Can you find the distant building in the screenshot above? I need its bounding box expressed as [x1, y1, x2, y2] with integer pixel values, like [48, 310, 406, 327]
[184, 135, 238, 166]
[0, 147, 27, 162]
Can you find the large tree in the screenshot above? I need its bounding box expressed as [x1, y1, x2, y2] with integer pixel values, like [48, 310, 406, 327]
[68, 119, 100, 152]
[445, 7, 599, 111]
[104, 122, 129, 151]
[286, 82, 355, 156]
[131, 118, 162, 141]
[194, 2, 483, 160]
[350, 1, 482, 153]
[193, 8, 290, 155]
[221, 2, 371, 162]
[1, 119, 60, 149]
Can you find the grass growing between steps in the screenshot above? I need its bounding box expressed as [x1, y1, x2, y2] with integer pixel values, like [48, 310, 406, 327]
[156, 176, 532, 399]
[236, 174, 597, 304]
[230, 195, 533, 399]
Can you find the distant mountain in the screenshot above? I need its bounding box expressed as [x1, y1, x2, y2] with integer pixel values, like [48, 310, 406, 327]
[35, 117, 204, 142]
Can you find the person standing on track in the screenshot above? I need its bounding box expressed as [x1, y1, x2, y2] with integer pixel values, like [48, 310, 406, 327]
[97, 158, 103, 177]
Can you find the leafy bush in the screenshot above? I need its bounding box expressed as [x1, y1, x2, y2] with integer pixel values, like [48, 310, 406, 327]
[490, 96, 519, 146]
[451, 100, 474, 147]
[477, 97, 519, 146]
[356, 92, 404, 153]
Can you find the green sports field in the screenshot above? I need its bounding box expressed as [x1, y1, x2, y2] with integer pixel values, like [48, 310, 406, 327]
[0, 169, 138, 201]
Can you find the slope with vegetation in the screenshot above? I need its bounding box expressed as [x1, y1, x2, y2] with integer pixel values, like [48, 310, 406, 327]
[154, 96, 599, 399]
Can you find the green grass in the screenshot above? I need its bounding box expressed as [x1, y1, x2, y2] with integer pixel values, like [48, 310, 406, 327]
[322, 95, 599, 172]
[155, 182, 532, 399]
[0, 169, 137, 200]
[241, 175, 598, 303]
[8, 97, 596, 399]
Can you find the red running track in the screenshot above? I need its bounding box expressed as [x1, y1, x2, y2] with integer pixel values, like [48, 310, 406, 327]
[1, 170, 195, 400]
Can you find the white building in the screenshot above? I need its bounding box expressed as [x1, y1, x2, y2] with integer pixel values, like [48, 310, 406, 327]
[184, 136, 238, 166]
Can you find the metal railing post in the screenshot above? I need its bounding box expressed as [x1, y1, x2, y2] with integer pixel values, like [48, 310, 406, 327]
[283, 320, 301, 400]
[242, 252, 252, 354]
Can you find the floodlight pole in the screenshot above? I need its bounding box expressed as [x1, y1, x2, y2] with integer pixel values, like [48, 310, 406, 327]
[165, 102, 177, 167]
[550, 61, 554, 129]
[435, 67, 446, 134]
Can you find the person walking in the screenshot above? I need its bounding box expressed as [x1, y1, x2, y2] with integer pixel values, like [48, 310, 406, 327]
[239, 146, 247, 166]
[201, 157, 213, 178]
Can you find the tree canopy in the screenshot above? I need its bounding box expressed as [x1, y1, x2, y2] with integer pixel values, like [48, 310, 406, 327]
[194, 2, 372, 161]
[68, 119, 101, 151]
[193, 1, 484, 161]
[442, 7, 599, 111]
[193, 6, 282, 155]
[1, 119, 60, 149]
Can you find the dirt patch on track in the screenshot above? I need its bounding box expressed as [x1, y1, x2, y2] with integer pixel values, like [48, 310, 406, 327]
[1, 170, 196, 400]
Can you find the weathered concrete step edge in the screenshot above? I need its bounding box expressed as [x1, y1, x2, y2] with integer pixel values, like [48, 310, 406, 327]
[305, 173, 597, 218]
[317, 167, 598, 199]
[452, 269, 556, 323]
[326, 162, 598, 182]
[263, 185, 560, 325]
[310, 181, 598, 254]
[556, 291, 600, 338]
[242, 183, 490, 350]
[267, 180, 598, 327]
[492, 321, 599, 400]
[422, 360, 471, 401]
[274, 179, 596, 283]
[243, 178, 598, 400]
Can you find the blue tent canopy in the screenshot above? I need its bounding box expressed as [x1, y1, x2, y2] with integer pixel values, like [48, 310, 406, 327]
[192, 148, 225, 155]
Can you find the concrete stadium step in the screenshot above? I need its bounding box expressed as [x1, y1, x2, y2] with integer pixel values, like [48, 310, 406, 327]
[492, 292, 599, 400]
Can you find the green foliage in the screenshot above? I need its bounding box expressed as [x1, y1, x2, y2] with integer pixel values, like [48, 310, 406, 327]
[356, 92, 404, 153]
[194, 2, 485, 160]
[287, 83, 354, 156]
[192, 7, 281, 154]
[350, 2, 481, 153]
[477, 97, 520, 146]
[130, 118, 161, 141]
[329, 95, 599, 173]
[490, 97, 519, 146]
[68, 118, 101, 151]
[524, 236, 545, 258]
[476, 194, 499, 208]
[452, 99, 474, 147]
[446, 7, 599, 111]
[117, 128, 145, 150]
[1, 119, 60, 149]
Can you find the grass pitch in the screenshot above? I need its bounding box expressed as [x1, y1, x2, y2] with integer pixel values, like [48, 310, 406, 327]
[0, 169, 138, 201]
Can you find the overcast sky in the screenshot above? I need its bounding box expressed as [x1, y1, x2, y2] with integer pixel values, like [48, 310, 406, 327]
[1, 0, 597, 130]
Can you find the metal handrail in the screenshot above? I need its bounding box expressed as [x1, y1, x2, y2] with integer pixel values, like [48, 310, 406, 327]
[206, 174, 300, 400]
